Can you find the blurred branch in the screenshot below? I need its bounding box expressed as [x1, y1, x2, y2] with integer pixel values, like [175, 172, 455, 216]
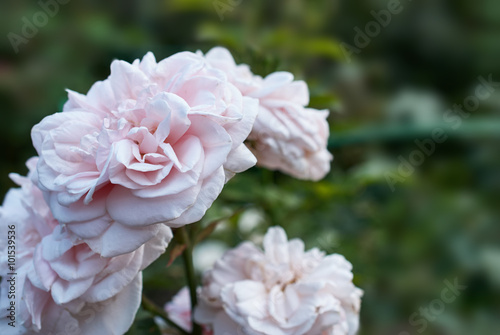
[329, 118, 500, 148]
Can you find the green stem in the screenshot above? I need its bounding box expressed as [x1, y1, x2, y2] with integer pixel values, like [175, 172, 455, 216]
[141, 294, 189, 335]
[179, 226, 202, 335]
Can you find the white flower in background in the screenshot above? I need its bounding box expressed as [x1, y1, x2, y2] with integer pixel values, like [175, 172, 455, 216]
[165, 287, 192, 332]
[387, 89, 444, 126]
[238, 208, 265, 233]
[195, 226, 363, 335]
[204, 47, 333, 181]
[193, 241, 228, 273]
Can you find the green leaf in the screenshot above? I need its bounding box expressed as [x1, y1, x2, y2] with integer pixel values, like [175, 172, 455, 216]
[126, 316, 162, 335]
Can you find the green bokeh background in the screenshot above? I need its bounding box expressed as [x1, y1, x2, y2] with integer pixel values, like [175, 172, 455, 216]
[1, 1, 499, 334]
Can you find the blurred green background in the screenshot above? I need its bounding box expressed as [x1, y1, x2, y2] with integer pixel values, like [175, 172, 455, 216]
[1, 1, 500, 334]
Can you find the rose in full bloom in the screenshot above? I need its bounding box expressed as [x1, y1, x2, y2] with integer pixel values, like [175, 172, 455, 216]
[164, 287, 212, 335]
[0, 158, 172, 335]
[195, 226, 363, 335]
[204, 47, 333, 181]
[31, 51, 259, 257]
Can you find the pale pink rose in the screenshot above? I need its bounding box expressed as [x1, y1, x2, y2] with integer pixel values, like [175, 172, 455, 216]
[0, 158, 172, 334]
[0, 273, 143, 335]
[164, 287, 213, 334]
[195, 227, 363, 335]
[204, 47, 333, 181]
[165, 287, 192, 332]
[31, 51, 259, 257]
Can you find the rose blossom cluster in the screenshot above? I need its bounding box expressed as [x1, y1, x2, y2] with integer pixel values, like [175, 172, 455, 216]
[29, 48, 331, 260]
[0, 47, 343, 335]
